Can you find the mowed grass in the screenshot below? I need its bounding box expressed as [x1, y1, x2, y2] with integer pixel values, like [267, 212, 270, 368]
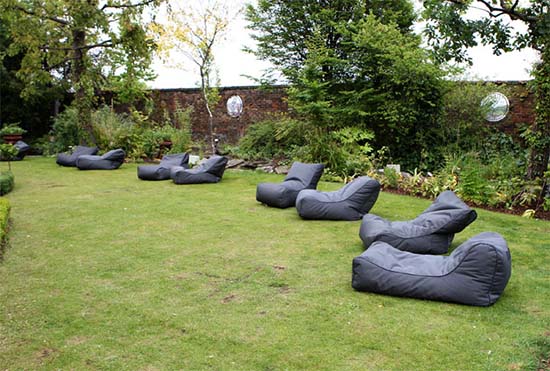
[1, 156, 549, 370]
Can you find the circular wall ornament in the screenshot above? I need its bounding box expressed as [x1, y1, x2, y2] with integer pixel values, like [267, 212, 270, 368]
[227, 95, 243, 118]
[481, 92, 510, 122]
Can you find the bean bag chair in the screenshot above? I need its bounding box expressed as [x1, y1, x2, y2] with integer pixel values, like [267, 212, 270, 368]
[359, 190, 477, 254]
[137, 153, 189, 181]
[352, 232, 512, 306]
[256, 162, 325, 209]
[171, 155, 228, 184]
[56, 145, 99, 167]
[76, 149, 125, 170]
[295, 176, 380, 220]
[13, 141, 30, 160]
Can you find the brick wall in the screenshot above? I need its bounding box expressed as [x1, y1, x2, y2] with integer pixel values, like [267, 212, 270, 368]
[149, 85, 288, 145]
[148, 81, 534, 145]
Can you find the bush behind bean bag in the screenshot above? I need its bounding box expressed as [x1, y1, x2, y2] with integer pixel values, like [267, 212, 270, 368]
[352, 232, 512, 306]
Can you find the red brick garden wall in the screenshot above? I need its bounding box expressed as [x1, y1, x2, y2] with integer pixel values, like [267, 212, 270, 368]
[149, 86, 288, 145]
[148, 81, 534, 145]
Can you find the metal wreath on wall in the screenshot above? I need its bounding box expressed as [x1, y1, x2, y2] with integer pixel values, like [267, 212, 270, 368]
[481, 92, 510, 122]
[226, 95, 244, 118]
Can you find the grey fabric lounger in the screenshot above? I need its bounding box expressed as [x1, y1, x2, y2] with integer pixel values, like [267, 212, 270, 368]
[14, 140, 30, 160]
[352, 232, 512, 306]
[76, 148, 125, 170]
[256, 162, 325, 208]
[171, 155, 228, 184]
[137, 153, 189, 180]
[295, 176, 380, 220]
[359, 190, 477, 254]
[56, 145, 99, 167]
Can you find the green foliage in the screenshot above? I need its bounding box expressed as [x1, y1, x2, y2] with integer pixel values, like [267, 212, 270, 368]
[287, 14, 445, 171]
[422, 0, 550, 179]
[0, 123, 26, 136]
[0, 144, 18, 162]
[0, 171, 14, 196]
[91, 106, 144, 160]
[440, 82, 512, 154]
[236, 116, 307, 161]
[0, 196, 9, 259]
[47, 108, 85, 154]
[246, 0, 416, 81]
[1, 0, 161, 138]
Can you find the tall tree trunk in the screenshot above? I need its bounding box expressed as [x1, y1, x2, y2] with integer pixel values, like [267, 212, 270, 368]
[528, 47, 550, 180]
[72, 28, 96, 145]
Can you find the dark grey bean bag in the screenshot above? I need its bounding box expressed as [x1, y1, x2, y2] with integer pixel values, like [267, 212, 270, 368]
[359, 190, 477, 254]
[295, 176, 380, 220]
[171, 155, 228, 184]
[352, 232, 512, 306]
[256, 162, 325, 208]
[76, 149, 125, 170]
[56, 145, 99, 167]
[137, 153, 189, 181]
[14, 141, 30, 160]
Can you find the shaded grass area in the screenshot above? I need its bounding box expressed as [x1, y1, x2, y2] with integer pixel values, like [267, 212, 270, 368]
[1, 157, 549, 370]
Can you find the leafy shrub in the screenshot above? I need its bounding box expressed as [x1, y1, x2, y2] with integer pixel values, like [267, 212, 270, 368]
[236, 116, 307, 161]
[0, 171, 15, 196]
[92, 106, 145, 160]
[49, 107, 85, 153]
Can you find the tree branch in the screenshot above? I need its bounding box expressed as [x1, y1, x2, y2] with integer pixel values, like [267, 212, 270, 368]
[101, 0, 156, 11]
[40, 40, 114, 52]
[448, 0, 537, 24]
[10, 4, 69, 26]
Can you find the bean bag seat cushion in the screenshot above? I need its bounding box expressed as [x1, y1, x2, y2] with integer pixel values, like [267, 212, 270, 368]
[171, 155, 228, 184]
[295, 176, 380, 220]
[13, 141, 30, 160]
[137, 153, 189, 181]
[56, 145, 99, 167]
[76, 149, 125, 170]
[359, 190, 477, 254]
[352, 232, 512, 306]
[256, 162, 325, 209]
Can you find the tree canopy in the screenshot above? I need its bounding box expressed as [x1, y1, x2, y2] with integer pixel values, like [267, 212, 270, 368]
[0, 0, 162, 141]
[422, 0, 550, 179]
[245, 0, 416, 82]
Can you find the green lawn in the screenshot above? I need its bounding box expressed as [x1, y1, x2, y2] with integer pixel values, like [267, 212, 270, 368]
[1, 157, 549, 370]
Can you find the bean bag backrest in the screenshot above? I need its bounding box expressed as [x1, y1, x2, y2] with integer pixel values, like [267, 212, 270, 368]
[256, 162, 325, 208]
[413, 190, 478, 233]
[359, 190, 477, 254]
[352, 232, 512, 306]
[137, 153, 190, 181]
[284, 162, 325, 189]
[295, 176, 380, 220]
[171, 156, 228, 184]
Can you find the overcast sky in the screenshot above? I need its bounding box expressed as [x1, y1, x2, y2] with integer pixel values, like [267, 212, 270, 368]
[147, 1, 540, 90]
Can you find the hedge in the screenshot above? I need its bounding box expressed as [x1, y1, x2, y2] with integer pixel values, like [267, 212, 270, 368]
[0, 171, 15, 195]
[0, 197, 10, 259]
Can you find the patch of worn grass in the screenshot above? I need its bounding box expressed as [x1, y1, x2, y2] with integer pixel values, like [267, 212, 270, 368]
[1, 157, 549, 370]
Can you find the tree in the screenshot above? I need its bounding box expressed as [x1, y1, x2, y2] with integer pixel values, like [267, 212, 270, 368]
[245, 0, 416, 82]
[0, 0, 162, 143]
[423, 0, 550, 179]
[287, 14, 445, 171]
[151, 0, 237, 154]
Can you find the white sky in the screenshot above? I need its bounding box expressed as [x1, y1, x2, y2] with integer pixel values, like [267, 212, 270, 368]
[147, 1, 540, 89]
